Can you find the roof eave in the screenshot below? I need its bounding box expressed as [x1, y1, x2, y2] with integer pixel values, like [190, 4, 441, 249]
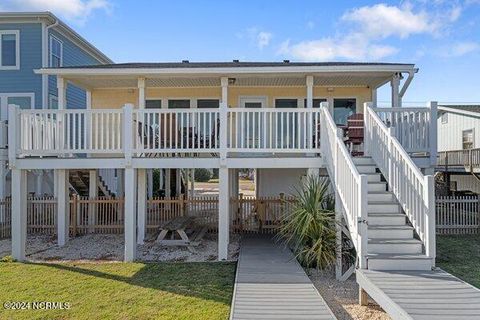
[35, 64, 416, 76]
[438, 106, 480, 118]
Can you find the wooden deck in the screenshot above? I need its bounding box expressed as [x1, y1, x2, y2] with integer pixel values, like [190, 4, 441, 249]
[357, 269, 480, 320]
[230, 235, 336, 320]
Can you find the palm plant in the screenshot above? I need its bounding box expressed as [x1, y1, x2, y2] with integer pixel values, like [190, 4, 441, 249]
[277, 175, 337, 269]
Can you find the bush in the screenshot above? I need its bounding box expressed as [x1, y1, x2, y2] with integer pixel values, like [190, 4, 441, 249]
[277, 176, 337, 269]
[194, 168, 212, 182]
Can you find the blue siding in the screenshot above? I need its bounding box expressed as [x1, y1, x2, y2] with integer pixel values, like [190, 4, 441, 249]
[48, 29, 103, 109]
[0, 23, 43, 109]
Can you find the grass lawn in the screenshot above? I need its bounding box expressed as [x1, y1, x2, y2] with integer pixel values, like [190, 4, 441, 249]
[437, 234, 480, 288]
[0, 261, 235, 320]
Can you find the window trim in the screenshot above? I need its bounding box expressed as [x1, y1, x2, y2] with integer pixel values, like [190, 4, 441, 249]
[441, 112, 448, 124]
[462, 128, 475, 150]
[49, 35, 63, 68]
[0, 92, 35, 120]
[0, 30, 20, 70]
[49, 94, 59, 109]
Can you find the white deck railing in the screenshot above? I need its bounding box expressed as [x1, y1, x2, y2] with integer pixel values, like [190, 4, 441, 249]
[365, 103, 436, 263]
[320, 104, 368, 268]
[11, 105, 324, 157]
[134, 108, 220, 153]
[227, 108, 321, 152]
[371, 106, 436, 156]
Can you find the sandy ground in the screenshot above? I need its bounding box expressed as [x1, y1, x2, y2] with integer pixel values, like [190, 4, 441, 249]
[0, 233, 240, 262]
[308, 269, 390, 320]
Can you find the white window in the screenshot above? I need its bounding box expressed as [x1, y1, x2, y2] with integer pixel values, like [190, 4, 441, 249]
[441, 112, 448, 124]
[462, 129, 474, 150]
[49, 36, 63, 67]
[0, 93, 34, 120]
[0, 30, 20, 70]
[49, 95, 59, 109]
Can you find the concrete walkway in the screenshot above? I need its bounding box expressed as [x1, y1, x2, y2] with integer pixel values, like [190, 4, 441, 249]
[230, 235, 336, 320]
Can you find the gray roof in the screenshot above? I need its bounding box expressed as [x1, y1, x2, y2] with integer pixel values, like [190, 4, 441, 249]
[440, 105, 480, 114]
[58, 61, 414, 69]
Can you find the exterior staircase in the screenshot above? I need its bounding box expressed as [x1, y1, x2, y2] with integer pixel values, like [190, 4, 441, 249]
[353, 156, 433, 271]
[69, 170, 115, 197]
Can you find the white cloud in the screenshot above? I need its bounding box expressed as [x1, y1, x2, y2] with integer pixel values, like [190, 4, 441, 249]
[306, 21, 315, 30]
[239, 27, 273, 49]
[256, 31, 272, 49]
[0, 0, 111, 25]
[341, 3, 438, 39]
[442, 41, 480, 57]
[278, 2, 466, 61]
[278, 34, 398, 61]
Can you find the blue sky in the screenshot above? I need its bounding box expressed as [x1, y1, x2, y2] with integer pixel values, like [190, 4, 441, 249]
[2, 0, 480, 104]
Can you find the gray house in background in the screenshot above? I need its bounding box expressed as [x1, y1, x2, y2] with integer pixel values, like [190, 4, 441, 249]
[0, 12, 112, 197]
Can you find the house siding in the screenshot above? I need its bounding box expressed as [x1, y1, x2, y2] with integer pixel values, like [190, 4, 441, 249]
[0, 23, 43, 108]
[437, 111, 480, 151]
[48, 28, 104, 109]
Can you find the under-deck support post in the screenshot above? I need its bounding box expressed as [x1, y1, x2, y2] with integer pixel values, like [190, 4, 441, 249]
[165, 169, 171, 197]
[218, 166, 230, 260]
[0, 161, 6, 201]
[137, 169, 146, 244]
[56, 169, 70, 246]
[147, 169, 153, 198]
[428, 101, 438, 167]
[124, 167, 136, 261]
[35, 171, 43, 196]
[359, 287, 369, 306]
[11, 169, 27, 261]
[88, 170, 97, 233]
[176, 169, 181, 196]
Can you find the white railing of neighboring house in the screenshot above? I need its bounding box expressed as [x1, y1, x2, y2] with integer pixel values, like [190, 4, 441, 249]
[0, 121, 7, 149]
[227, 108, 321, 152]
[364, 102, 436, 263]
[320, 104, 368, 268]
[14, 107, 124, 156]
[133, 108, 220, 154]
[371, 105, 437, 160]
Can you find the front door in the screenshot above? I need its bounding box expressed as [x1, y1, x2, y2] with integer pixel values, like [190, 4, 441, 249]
[239, 97, 266, 148]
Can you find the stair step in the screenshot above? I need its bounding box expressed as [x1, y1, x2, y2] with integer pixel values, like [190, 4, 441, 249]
[368, 201, 401, 213]
[368, 225, 414, 239]
[368, 192, 395, 202]
[367, 253, 433, 271]
[368, 238, 423, 254]
[365, 174, 381, 182]
[356, 164, 377, 174]
[352, 156, 375, 165]
[368, 213, 405, 226]
[368, 182, 387, 192]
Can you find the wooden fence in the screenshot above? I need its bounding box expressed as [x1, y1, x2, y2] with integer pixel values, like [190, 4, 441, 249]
[0, 194, 294, 239]
[436, 196, 479, 235]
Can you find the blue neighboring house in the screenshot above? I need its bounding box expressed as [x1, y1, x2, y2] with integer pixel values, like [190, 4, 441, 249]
[0, 12, 112, 198]
[0, 11, 112, 120]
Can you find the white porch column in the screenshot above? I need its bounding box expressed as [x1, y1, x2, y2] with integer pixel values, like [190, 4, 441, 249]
[35, 171, 43, 196]
[165, 169, 171, 197]
[138, 77, 146, 109]
[176, 169, 181, 196]
[189, 169, 195, 197]
[137, 169, 146, 244]
[116, 169, 124, 196]
[218, 166, 230, 260]
[0, 161, 6, 201]
[124, 168, 137, 261]
[327, 97, 334, 115]
[88, 170, 97, 233]
[428, 101, 438, 167]
[306, 75, 314, 108]
[147, 169, 153, 198]
[57, 76, 66, 109]
[11, 169, 27, 261]
[391, 73, 401, 108]
[371, 88, 378, 107]
[56, 169, 70, 246]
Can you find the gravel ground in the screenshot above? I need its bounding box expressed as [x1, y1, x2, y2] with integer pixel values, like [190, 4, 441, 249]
[0, 233, 240, 262]
[308, 269, 390, 320]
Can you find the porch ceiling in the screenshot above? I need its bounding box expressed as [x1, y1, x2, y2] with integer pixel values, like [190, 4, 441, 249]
[64, 72, 394, 90]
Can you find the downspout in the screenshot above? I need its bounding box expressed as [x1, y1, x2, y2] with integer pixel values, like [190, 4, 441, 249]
[43, 17, 59, 108]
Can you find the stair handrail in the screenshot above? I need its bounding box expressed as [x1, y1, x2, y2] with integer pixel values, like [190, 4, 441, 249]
[364, 102, 436, 264]
[320, 103, 368, 269]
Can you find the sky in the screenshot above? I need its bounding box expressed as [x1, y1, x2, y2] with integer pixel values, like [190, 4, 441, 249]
[1, 0, 480, 104]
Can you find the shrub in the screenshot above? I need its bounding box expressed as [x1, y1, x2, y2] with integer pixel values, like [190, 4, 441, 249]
[277, 176, 337, 269]
[194, 168, 212, 182]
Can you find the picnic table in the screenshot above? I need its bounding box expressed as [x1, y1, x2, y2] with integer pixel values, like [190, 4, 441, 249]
[155, 216, 207, 247]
